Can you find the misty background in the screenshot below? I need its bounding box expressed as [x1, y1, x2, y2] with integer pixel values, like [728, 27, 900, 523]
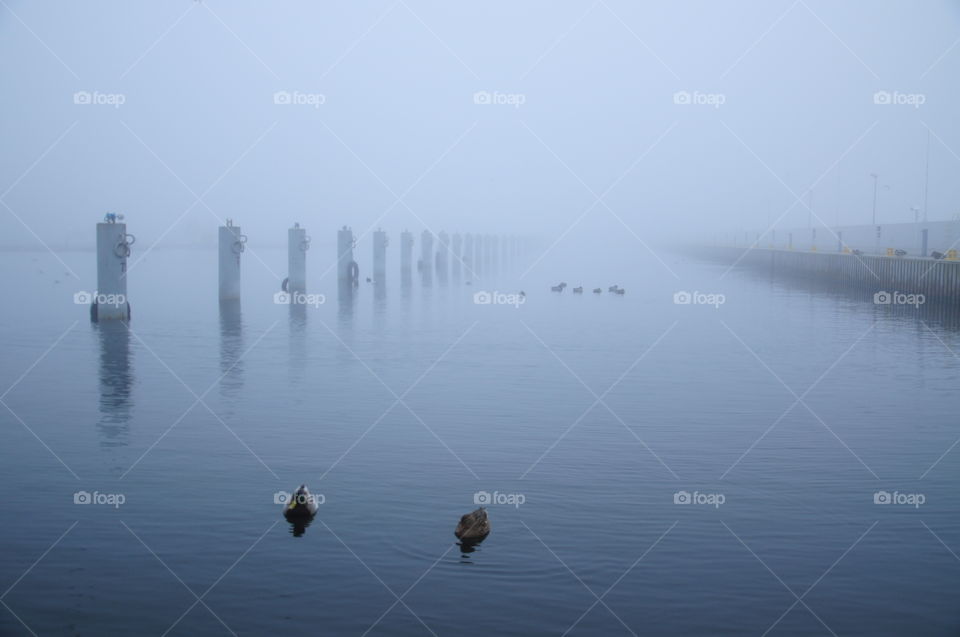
[1, 0, 959, 268]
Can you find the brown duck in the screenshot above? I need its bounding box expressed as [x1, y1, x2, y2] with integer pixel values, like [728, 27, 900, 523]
[455, 507, 490, 540]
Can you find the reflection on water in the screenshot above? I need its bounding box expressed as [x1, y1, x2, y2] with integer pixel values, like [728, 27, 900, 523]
[288, 301, 307, 384]
[373, 280, 387, 326]
[218, 300, 244, 399]
[96, 321, 133, 448]
[737, 268, 960, 331]
[286, 516, 313, 538]
[337, 280, 356, 325]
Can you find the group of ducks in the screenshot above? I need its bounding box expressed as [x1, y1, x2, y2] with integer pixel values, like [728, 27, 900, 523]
[550, 282, 625, 295]
[282, 485, 491, 544]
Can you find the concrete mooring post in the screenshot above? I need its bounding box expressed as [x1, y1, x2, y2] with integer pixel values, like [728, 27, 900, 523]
[420, 230, 433, 272]
[400, 229, 414, 272]
[93, 214, 133, 322]
[219, 219, 245, 301]
[337, 225, 359, 285]
[452, 233, 462, 280]
[464, 233, 474, 278]
[373, 228, 388, 282]
[474, 234, 483, 276]
[287, 223, 309, 294]
[437, 231, 449, 284]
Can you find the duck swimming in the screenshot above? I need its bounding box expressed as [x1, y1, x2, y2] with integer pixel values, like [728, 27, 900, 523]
[455, 507, 490, 541]
[283, 484, 319, 519]
[573, 286, 583, 294]
[593, 288, 602, 294]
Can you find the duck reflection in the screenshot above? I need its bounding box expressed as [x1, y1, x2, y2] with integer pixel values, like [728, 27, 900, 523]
[96, 321, 133, 447]
[457, 536, 487, 560]
[287, 516, 314, 537]
[218, 299, 244, 398]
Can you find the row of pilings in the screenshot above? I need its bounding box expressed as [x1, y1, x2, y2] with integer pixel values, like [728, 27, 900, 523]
[700, 246, 960, 307]
[89, 214, 528, 321]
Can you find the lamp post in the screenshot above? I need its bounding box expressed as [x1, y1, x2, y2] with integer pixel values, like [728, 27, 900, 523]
[870, 173, 878, 225]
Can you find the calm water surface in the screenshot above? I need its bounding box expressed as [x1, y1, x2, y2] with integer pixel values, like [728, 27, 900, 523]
[1, 245, 959, 636]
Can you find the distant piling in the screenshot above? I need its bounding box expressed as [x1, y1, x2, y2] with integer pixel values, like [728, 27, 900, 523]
[93, 214, 133, 321]
[373, 228, 388, 283]
[337, 225, 359, 285]
[452, 233, 462, 279]
[219, 219, 245, 301]
[287, 222, 309, 294]
[464, 233, 475, 278]
[437, 231, 449, 284]
[420, 230, 434, 279]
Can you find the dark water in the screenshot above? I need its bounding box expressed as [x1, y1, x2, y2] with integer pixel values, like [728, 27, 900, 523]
[2, 245, 959, 636]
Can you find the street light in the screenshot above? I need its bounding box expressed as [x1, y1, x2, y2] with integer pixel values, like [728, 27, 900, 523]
[870, 172, 878, 225]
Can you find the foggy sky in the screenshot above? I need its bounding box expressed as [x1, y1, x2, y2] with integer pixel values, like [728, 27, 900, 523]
[1, 0, 958, 252]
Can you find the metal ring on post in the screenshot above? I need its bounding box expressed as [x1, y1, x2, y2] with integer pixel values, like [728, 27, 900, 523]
[348, 260, 359, 285]
[301, 236, 311, 251]
[233, 234, 248, 254]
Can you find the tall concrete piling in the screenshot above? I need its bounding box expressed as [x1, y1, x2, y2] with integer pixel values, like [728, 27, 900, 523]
[373, 228, 388, 283]
[219, 219, 245, 301]
[287, 222, 309, 294]
[474, 234, 483, 277]
[437, 231, 449, 284]
[452, 233, 462, 280]
[93, 214, 133, 321]
[464, 233, 474, 279]
[400, 229, 414, 287]
[337, 225, 359, 286]
[484, 234, 494, 277]
[420, 230, 433, 272]
[490, 234, 499, 276]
